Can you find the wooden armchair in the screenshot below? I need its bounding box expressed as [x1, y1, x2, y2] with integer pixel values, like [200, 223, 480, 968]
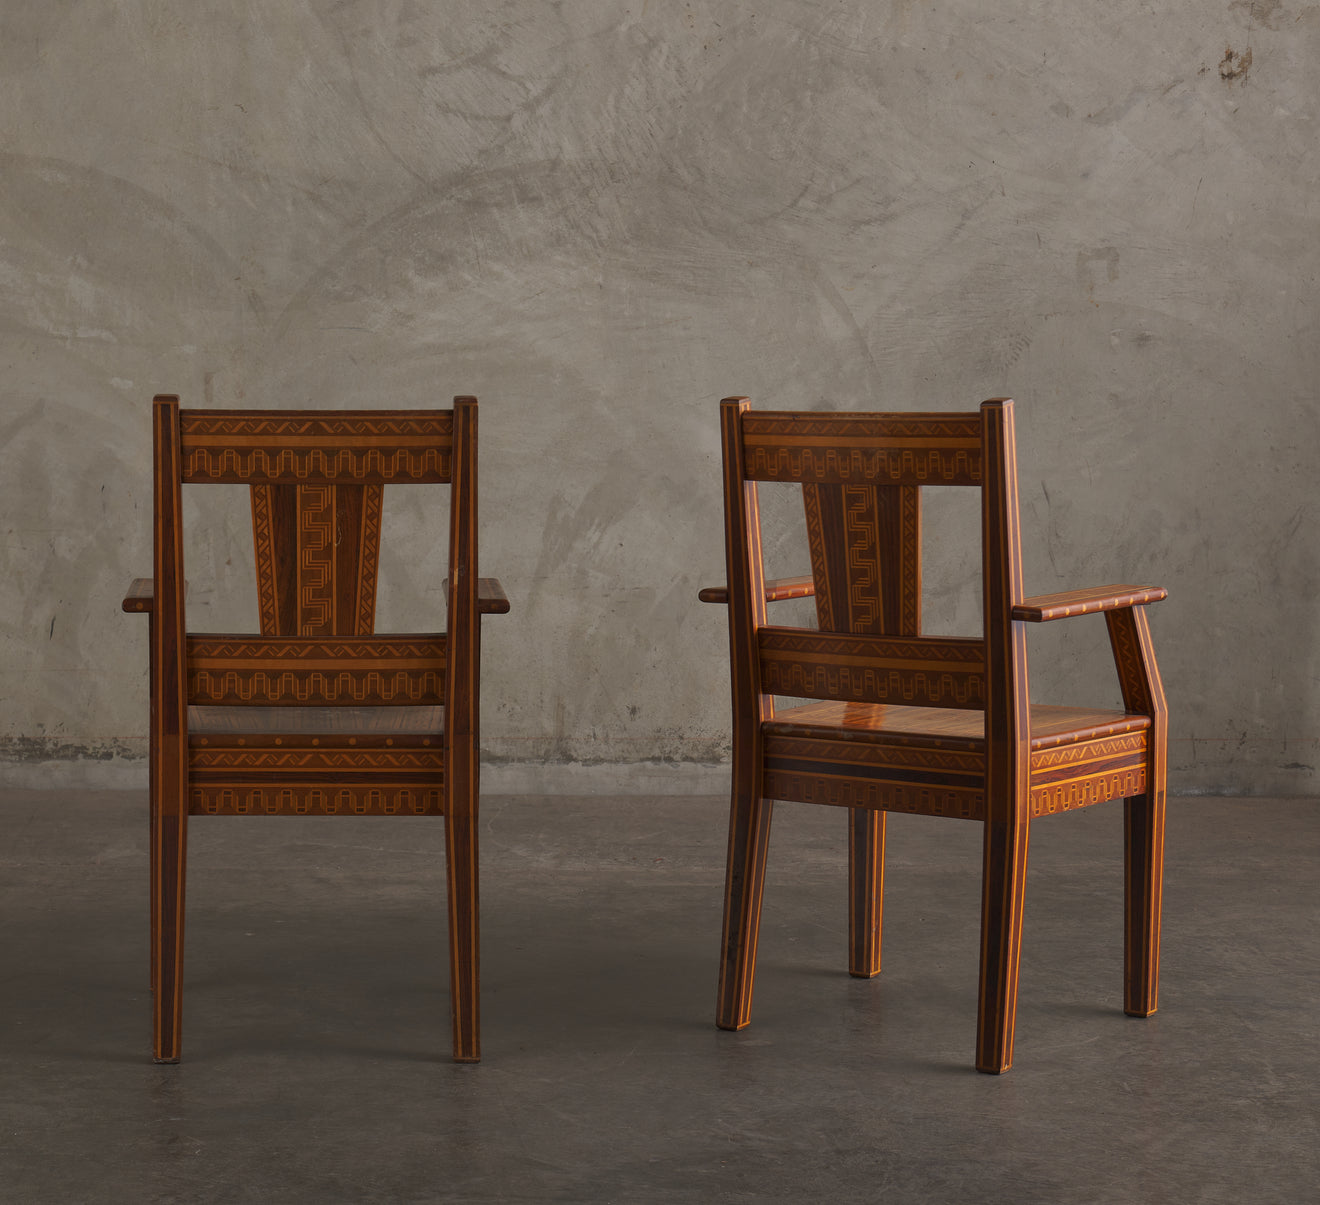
[122, 396, 508, 1063]
[700, 397, 1167, 1073]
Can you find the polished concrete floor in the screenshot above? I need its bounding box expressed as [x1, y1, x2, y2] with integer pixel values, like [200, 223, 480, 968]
[0, 790, 1316, 1203]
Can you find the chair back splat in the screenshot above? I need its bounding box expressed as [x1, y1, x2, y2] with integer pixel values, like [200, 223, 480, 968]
[703, 397, 1167, 1073]
[124, 397, 508, 1065]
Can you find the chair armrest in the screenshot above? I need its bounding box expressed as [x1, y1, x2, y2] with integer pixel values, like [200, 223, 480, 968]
[122, 578, 154, 613]
[698, 575, 817, 605]
[478, 578, 510, 615]
[441, 577, 511, 615]
[1012, 585, 1167, 622]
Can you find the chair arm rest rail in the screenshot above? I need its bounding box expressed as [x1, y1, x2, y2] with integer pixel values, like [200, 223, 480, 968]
[123, 578, 154, 614]
[698, 575, 816, 605]
[478, 578, 510, 615]
[1012, 585, 1167, 623]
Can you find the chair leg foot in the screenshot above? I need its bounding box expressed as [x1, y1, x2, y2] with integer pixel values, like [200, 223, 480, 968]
[716, 792, 774, 1031]
[848, 809, 884, 978]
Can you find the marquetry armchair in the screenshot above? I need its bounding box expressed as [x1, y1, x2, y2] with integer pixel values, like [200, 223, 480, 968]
[700, 397, 1167, 1073]
[122, 396, 508, 1063]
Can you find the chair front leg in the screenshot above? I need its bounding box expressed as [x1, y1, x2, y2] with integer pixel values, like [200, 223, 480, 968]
[1104, 604, 1168, 1019]
[1124, 788, 1165, 1017]
[148, 622, 158, 994]
[848, 808, 884, 978]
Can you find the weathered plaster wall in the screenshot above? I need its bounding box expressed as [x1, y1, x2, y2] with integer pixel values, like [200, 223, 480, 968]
[0, 1, 1316, 794]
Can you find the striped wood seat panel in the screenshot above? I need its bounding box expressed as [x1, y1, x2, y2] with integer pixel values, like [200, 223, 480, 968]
[762, 702, 1151, 820]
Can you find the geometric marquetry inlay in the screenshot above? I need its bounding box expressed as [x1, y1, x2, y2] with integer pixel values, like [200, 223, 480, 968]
[180, 411, 454, 484]
[742, 411, 982, 486]
[186, 636, 446, 706]
[758, 627, 986, 709]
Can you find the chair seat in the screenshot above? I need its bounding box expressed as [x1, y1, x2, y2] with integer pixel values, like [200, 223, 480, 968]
[766, 701, 1149, 748]
[762, 702, 1151, 821]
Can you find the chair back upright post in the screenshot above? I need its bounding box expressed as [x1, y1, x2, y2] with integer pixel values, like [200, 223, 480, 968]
[976, 398, 1034, 1072]
[443, 395, 481, 1061]
[150, 394, 189, 1063]
[715, 397, 776, 1029]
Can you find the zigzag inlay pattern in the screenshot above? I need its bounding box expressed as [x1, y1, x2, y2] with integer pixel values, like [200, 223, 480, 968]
[743, 414, 982, 440]
[1106, 610, 1153, 713]
[190, 638, 444, 658]
[744, 445, 981, 486]
[251, 484, 280, 634]
[1031, 732, 1147, 771]
[190, 749, 443, 771]
[183, 414, 453, 437]
[897, 486, 921, 632]
[357, 486, 383, 634]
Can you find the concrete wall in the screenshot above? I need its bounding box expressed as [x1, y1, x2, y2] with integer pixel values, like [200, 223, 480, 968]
[1, 1, 1316, 795]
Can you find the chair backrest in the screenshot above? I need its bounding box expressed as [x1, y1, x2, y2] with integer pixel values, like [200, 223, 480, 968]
[150, 396, 479, 720]
[176, 407, 457, 637]
[719, 398, 1027, 727]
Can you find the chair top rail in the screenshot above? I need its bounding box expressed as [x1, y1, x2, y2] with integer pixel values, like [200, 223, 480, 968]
[178, 409, 456, 484]
[739, 410, 983, 486]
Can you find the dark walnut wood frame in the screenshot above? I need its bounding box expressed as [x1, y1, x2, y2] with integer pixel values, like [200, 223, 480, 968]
[123, 396, 508, 1064]
[700, 397, 1167, 1074]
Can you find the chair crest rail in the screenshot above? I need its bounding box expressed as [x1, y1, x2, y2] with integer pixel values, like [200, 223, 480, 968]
[179, 410, 455, 484]
[741, 411, 983, 486]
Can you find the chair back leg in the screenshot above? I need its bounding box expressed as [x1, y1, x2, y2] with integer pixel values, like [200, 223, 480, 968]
[716, 786, 775, 1030]
[152, 802, 187, 1063]
[975, 808, 1031, 1073]
[444, 764, 481, 1063]
[848, 810, 885, 978]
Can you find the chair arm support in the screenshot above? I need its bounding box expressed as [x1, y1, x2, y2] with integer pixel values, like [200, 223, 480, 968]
[698, 575, 816, 605]
[123, 578, 154, 613]
[478, 577, 510, 615]
[1012, 585, 1167, 622]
